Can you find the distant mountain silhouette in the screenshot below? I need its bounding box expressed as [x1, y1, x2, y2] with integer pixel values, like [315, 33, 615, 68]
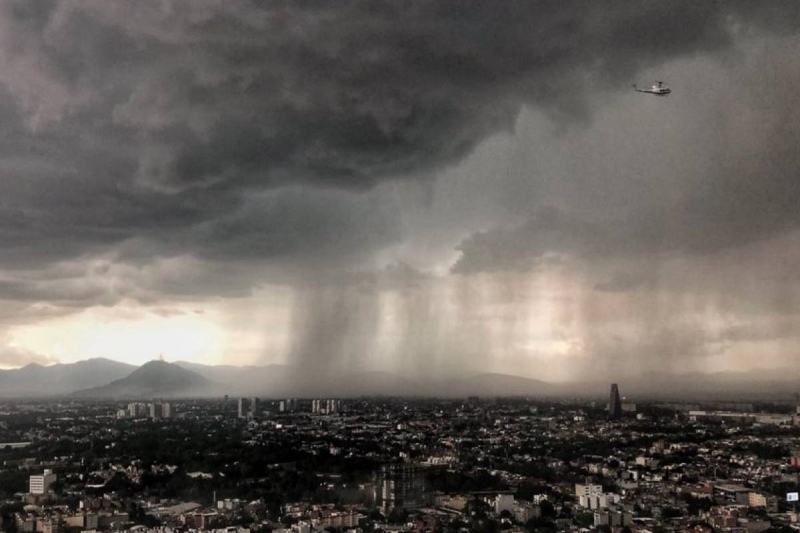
[226, 369, 555, 398]
[73, 360, 218, 399]
[173, 360, 289, 395]
[0, 358, 135, 397]
[6, 356, 800, 400]
[452, 373, 556, 397]
[605, 368, 800, 401]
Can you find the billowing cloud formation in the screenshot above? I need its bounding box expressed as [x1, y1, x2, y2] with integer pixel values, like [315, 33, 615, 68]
[0, 1, 793, 272]
[0, 1, 798, 375]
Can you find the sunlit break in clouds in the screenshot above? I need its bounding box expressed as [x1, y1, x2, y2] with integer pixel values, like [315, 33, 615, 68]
[0, 1, 799, 385]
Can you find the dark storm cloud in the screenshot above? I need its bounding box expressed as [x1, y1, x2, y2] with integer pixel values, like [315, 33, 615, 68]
[114, 0, 745, 193]
[0, 0, 795, 305]
[0, 278, 110, 306]
[183, 188, 400, 264]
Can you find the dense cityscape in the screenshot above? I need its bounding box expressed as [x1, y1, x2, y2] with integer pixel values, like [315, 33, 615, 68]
[2, 385, 800, 533]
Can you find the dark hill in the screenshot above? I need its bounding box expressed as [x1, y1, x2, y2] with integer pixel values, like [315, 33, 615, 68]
[73, 360, 218, 399]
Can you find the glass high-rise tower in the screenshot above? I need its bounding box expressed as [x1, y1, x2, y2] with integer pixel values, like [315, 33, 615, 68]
[609, 383, 622, 419]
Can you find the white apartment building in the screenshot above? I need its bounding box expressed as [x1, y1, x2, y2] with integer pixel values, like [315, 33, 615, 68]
[29, 469, 57, 494]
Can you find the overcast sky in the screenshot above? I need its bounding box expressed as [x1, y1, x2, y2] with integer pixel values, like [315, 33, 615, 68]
[1, 1, 800, 382]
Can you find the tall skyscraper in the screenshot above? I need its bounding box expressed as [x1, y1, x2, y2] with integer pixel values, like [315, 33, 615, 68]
[238, 398, 247, 418]
[609, 383, 622, 420]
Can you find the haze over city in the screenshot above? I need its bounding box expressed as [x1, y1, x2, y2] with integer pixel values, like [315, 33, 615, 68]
[0, 1, 799, 387]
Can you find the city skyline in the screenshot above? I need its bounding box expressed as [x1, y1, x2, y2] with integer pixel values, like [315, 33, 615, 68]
[0, 3, 799, 385]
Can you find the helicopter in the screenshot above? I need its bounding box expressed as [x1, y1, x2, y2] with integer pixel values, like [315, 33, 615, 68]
[633, 80, 671, 96]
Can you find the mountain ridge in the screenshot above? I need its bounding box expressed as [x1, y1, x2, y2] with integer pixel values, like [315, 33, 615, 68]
[72, 360, 218, 399]
[0, 357, 136, 397]
[3, 357, 800, 400]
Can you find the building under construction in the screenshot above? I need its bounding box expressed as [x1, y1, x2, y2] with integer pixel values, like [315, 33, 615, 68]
[374, 463, 432, 512]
